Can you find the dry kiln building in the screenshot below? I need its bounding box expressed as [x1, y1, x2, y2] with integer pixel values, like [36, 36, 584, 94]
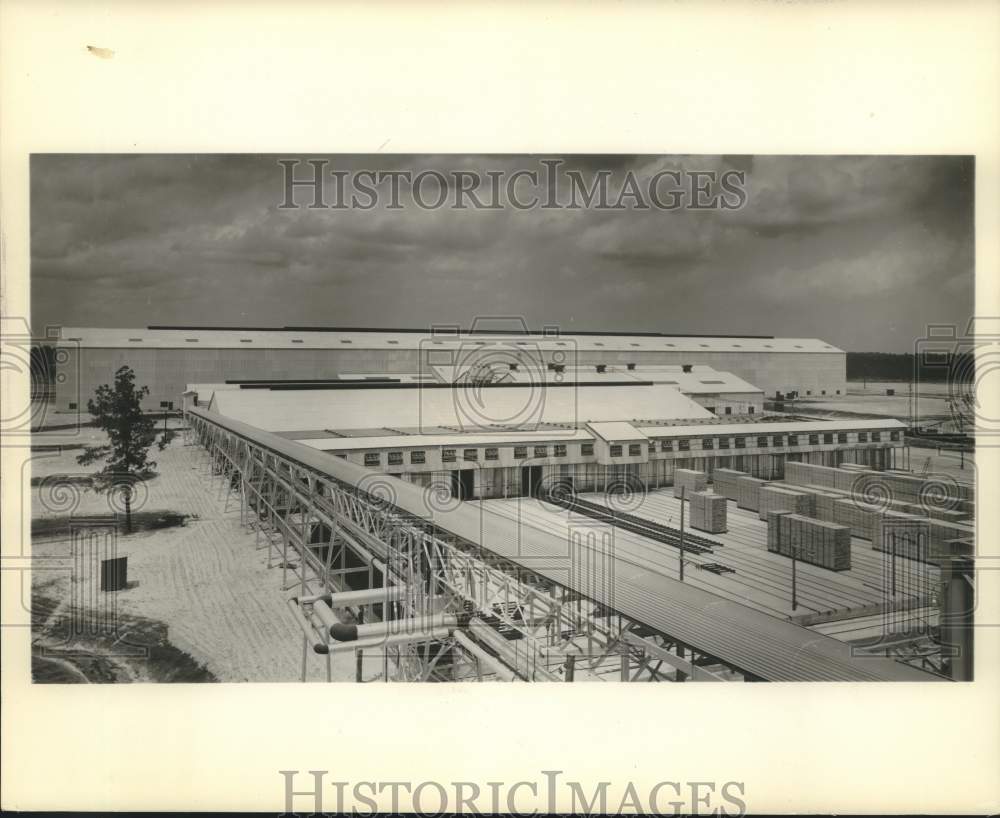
[53, 326, 846, 413]
[201, 381, 903, 501]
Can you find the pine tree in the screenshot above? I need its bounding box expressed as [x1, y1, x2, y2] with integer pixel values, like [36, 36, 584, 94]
[76, 365, 160, 532]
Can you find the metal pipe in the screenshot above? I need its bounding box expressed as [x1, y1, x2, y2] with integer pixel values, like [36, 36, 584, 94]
[298, 585, 409, 607]
[286, 598, 330, 655]
[329, 613, 458, 643]
[452, 630, 519, 682]
[326, 627, 455, 654]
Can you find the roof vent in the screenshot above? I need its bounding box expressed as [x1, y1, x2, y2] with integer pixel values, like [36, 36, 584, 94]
[596, 364, 607, 373]
[682, 364, 693, 373]
[626, 363, 636, 371]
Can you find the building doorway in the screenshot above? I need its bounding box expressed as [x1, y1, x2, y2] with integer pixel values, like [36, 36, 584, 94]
[451, 469, 475, 501]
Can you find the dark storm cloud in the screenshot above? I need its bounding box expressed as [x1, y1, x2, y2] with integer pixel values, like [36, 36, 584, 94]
[30, 154, 974, 351]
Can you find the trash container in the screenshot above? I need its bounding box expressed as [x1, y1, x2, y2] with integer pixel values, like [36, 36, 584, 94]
[101, 556, 128, 592]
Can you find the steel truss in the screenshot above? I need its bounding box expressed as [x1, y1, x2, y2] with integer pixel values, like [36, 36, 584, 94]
[186, 411, 746, 683]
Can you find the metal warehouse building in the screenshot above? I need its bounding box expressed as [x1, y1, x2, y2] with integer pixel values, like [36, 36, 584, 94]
[202, 381, 902, 501]
[53, 326, 846, 413]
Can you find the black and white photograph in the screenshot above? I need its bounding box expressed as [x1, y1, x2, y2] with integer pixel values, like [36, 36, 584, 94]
[2, 2, 998, 815]
[25, 153, 976, 684]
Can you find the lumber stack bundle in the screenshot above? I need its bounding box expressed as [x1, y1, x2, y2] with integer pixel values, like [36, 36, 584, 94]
[758, 485, 815, 521]
[736, 476, 767, 512]
[690, 491, 727, 534]
[871, 512, 931, 561]
[766, 511, 852, 571]
[711, 468, 746, 502]
[673, 468, 707, 499]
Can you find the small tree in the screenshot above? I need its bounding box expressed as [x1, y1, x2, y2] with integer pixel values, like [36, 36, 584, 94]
[77, 365, 161, 532]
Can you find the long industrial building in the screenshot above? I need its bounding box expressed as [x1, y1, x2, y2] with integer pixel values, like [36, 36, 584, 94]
[53, 325, 846, 412]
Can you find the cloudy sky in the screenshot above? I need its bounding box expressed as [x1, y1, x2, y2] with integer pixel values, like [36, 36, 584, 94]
[30, 154, 973, 352]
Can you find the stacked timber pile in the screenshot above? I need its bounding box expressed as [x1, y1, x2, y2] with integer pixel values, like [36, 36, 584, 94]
[758, 486, 815, 521]
[673, 468, 707, 499]
[690, 491, 727, 534]
[736, 476, 767, 512]
[832, 498, 886, 540]
[711, 468, 746, 502]
[872, 512, 931, 561]
[785, 461, 974, 516]
[766, 511, 852, 571]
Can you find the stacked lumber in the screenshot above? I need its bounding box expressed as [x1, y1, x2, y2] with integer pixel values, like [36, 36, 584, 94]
[690, 491, 727, 534]
[736, 476, 767, 512]
[673, 468, 707, 499]
[711, 468, 746, 502]
[766, 511, 852, 571]
[872, 512, 931, 561]
[758, 486, 814, 521]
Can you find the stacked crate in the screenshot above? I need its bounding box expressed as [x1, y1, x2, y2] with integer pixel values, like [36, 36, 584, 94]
[832, 498, 884, 540]
[872, 512, 931, 561]
[690, 491, 727, 534]
[736, 476, 767, 512]
[766, 512, 852, 571]
[711, 468, 746, 502]
[758, 485, 814, 521]
[784, 461, 840, 490]
[673, 468, 708, 499]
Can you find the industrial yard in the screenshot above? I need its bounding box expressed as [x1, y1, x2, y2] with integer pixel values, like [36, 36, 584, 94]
[27, 325, 976, 684]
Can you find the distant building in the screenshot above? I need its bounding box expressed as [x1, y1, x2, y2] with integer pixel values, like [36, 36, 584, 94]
[54, 326, 846, 412]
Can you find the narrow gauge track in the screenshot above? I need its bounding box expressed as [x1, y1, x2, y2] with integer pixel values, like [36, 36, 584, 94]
[544, 492, 721, 556]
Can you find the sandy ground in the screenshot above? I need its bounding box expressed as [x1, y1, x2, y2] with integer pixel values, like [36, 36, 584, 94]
[29, 424, 360, 683]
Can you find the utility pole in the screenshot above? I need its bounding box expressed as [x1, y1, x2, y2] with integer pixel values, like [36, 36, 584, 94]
[791, 545, 797, 611]
[679, 485, 686, 582]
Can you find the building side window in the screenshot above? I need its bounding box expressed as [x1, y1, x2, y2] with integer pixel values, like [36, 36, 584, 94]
[388, 452, 403, 466]
[581, 443, 594, 457]
[702, 438, 714, 450]
[514, 446, 527, 459]
[464, 448, 478, 462]
[677, 439, 690, 451]
[485, 447, 499, 461]
[443, 448, 457, 463]
[534, 445, 548, 458]
[757, 436, 768, 448]
[553, 444, 567, 458]
[718, 437, 730, 449]
[69, 402, 78, 410]
[410, 450, 426, 464]
[724, 407, 732, 415]
[823, 433, 833, 444]
[837, 433, 847, 444]
[748, 406, 755, 415]
[808, 434, 819, 445]
[735, 437, 746, 449]
[628, 443, 641, 457]
[890, 430, 900, 442]
[858, 432, 868, 443]
[772, 435, 783, 447]
[660, 440, 672, 452]
[788, 434, 798, 446]
[871, 431, 881, 442]
[610, 444, 623, 457]
[364, 452, 380, 467]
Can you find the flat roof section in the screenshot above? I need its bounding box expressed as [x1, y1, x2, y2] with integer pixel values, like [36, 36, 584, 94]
[58, 326, 844, 354]
[207, 382, 714, 434]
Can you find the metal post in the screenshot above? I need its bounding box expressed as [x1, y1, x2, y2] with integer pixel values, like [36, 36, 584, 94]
[355, 648, 364, 682]
[564, 653, 576, 682]
[679, 486, 686, 582]
[791, 546, 797, 612]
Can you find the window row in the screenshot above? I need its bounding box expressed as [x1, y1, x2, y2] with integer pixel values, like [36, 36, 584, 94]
[360, 429, 900, 466]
